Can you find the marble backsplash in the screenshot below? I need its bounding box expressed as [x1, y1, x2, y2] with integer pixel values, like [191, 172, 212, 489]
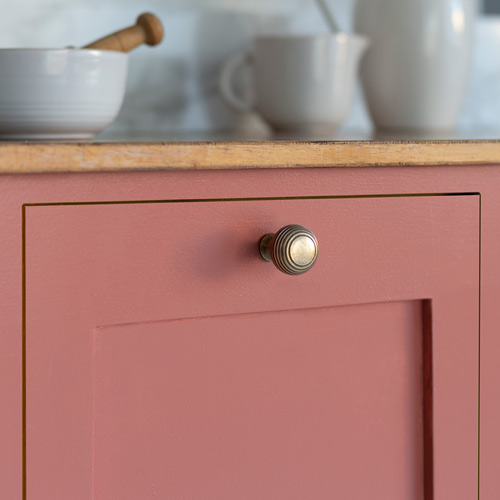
[1, 0, 499, 135]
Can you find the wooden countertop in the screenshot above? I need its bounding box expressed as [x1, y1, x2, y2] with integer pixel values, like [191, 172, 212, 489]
[1, 130, 500, 174]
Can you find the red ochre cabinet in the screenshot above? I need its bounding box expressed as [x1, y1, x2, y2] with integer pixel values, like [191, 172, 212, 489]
[1, 158, 498, 500]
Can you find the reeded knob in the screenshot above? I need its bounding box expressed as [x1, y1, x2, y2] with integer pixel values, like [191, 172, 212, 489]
[259, 225, 319, 275]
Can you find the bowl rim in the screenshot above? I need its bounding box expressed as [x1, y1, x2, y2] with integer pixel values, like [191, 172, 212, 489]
[0, 48, 128, 57]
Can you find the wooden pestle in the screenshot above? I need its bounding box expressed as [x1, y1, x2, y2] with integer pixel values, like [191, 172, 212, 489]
[83, 13, 163, 52]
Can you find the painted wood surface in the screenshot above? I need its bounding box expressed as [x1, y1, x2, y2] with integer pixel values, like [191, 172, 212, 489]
[23, 195, 478, 498]
[0, 138, 500, 173]
[93, 302, 424, 499]
[1, 163, 499, 499]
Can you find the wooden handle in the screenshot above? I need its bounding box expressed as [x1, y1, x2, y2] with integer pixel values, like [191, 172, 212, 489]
[83, 13, 163, 52]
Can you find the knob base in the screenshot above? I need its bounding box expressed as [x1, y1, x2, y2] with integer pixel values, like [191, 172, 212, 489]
[259, 233, 274, 262]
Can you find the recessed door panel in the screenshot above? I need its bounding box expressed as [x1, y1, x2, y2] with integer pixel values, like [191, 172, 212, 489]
[93, 301, 424, 500]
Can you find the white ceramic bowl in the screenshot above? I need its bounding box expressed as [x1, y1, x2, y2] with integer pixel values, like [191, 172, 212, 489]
[0, 49, 128, 140]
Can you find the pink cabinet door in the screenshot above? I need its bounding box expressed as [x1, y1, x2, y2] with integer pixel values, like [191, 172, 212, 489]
[24, 194, 479, 500]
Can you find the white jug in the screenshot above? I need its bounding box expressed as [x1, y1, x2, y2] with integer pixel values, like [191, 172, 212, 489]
[219, 33, 370, 132]
[354, 0, 477, 131]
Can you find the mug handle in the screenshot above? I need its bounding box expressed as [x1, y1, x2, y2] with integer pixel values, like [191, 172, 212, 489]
[219, 52, 255, 112]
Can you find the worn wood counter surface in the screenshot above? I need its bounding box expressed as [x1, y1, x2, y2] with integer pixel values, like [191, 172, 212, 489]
[1, 130, 500, 174]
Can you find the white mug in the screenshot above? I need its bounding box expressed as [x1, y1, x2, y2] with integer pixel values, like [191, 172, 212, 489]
[219, 34, 369, 133]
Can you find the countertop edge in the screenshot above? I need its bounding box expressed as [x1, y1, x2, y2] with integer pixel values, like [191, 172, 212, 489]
[2, 140, 500, 174]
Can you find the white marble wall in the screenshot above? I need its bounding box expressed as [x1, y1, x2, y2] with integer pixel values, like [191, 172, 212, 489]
[0, 0, 499, 134]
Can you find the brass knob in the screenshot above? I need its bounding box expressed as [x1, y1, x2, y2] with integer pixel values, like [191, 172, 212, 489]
[259, 225, 318, 275]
